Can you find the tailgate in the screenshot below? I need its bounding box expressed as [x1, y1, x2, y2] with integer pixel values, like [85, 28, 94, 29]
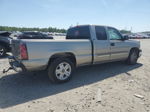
[11, 39, 20, 59]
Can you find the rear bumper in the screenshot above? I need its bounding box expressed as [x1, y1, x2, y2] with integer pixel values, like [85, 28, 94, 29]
[9, 56, 26, 72]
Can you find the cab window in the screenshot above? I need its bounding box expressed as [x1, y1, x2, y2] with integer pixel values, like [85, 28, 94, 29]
[66, 26, 90, 39]
[107, 27, 122, 40]
[95, 26, 107, 40]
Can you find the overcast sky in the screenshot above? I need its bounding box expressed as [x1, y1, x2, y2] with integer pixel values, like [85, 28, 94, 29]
[0, 0, 150, 32]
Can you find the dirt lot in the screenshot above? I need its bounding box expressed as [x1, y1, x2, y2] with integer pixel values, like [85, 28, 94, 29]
[0, 39, 150, 112]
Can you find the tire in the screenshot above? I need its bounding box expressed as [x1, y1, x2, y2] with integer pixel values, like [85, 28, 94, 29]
[48, 58, 75, 83]
[126, 49, 139, 65]
[0, 45, 7, 57]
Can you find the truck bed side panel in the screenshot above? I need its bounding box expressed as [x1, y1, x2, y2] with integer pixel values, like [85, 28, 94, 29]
[20, 39, 92, 71]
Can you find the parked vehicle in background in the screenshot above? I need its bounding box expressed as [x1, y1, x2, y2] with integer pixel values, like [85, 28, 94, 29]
[148, 34, 150, 38]
[128, 33, 150, 39]
[48, 32, 66, 36]
[128, 34, 137, 39]
[17, 31, 53, 39]
[142, 34, 150, 39]
[9, 25, 142, 83]
[48, 32, 66, 39]
[0, 31, 53, 57]
[0, 31, 12, 57]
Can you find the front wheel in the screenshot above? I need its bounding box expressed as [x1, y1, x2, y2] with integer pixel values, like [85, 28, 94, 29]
[48, 58, 75, 83]
[126, 49, 139, 65]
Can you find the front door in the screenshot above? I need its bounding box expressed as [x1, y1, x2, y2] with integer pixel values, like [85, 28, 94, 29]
[107, 27, 129, 60]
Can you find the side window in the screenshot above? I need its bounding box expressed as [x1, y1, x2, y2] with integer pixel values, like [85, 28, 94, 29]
[107, 28, 122, 40]
[95, 26, 107, 40]
[66, 26, 90, 39]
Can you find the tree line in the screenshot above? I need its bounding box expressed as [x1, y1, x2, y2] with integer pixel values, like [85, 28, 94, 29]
[0, 26, 67, 33]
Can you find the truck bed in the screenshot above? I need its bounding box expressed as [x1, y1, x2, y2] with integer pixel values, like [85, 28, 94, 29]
[11, 39, 92, 71]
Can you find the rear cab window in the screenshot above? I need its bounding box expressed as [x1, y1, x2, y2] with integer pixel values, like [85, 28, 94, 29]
[66, 26, 91, 39]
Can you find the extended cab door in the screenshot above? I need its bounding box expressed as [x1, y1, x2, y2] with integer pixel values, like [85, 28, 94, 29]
[92, 26, 111, 64]
[106, 27, 129, 60]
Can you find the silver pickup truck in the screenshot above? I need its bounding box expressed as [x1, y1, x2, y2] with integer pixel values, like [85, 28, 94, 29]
[9, 25, 142, 83]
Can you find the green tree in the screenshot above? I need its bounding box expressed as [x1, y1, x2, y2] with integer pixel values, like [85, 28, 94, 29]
[0, 26, 67, 33]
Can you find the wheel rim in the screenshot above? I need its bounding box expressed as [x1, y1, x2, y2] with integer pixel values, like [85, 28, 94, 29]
[130, 51, 138, 62]
[55, 62, 72, 80]
[0, 47, 4, 56]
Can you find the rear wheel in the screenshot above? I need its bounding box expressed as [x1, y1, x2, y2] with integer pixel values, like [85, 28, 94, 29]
[0, 45, 6, 57]
[126, 49, 139, 65]
[48, 58, 75, 83]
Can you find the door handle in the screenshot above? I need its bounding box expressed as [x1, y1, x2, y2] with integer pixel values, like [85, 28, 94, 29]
[110, 43, 115, 46]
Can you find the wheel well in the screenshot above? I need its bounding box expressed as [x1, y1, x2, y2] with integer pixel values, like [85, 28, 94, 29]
[47, 52, 76, 68]
[130, 47, 140, 56]
[130, 47, 139, 52]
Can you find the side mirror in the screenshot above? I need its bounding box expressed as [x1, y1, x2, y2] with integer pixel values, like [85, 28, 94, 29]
[122, 35, 129, 40]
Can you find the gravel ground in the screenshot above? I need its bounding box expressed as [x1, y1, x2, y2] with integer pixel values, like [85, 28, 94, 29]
[0, 39, 150, 112]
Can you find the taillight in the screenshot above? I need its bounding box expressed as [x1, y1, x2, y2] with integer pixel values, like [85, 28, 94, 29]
[19, 43, 28, 60]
